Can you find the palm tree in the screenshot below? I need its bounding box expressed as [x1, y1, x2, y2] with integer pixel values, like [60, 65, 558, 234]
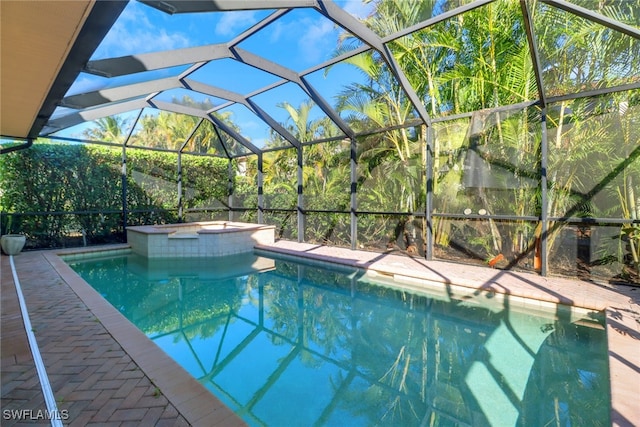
[82, 115, 128, 143]
[333, 1, 450, 252]
[277, 100, 327, 143]
[536, 1, 640, 279]
[262, 101, 346, 240]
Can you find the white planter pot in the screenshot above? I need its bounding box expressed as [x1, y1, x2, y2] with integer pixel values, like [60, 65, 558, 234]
[1, 234, 26, 255]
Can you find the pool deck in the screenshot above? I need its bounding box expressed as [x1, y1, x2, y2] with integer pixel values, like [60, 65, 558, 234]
[2, 241, 639, 426]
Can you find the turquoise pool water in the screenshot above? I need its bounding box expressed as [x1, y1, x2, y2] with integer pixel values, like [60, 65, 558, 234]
[68, 252, 610, 426]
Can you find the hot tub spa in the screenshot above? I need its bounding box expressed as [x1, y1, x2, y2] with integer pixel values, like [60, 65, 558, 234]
[126, 221, 275, 258]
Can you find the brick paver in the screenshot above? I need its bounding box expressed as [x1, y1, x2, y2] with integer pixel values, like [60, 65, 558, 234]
[1, 252, 190, 426]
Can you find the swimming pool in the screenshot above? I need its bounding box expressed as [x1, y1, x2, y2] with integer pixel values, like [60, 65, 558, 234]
[67, 252, 610, 426]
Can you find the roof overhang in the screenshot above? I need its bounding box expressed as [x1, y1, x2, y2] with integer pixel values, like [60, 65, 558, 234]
[0, 0, 127, 140]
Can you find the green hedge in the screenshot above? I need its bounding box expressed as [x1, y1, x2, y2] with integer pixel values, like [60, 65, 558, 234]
[0, 143, 229, 249]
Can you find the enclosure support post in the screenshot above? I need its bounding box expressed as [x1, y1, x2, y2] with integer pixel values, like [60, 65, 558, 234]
[425, 125, 434, 260]
[228, 159, 234, 222]
[121, 109, 142, 233]
[178, 118, 202, 223]
[350, 137, 357, 250]
[539, 109, 549, 276]
[297, 146, 304, 243]
[177, 151, 183, 222]
[121, 145, 128, 231]
[257, 153, 264, 224]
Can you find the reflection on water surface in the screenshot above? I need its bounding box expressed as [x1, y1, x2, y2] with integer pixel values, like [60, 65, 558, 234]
[69, 252, 610, 427]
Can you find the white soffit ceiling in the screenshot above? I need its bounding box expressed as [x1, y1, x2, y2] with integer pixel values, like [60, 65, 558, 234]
[0, 0, 95, 139]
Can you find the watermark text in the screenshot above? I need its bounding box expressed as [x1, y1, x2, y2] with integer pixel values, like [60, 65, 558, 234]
[3, 409, 69, 421]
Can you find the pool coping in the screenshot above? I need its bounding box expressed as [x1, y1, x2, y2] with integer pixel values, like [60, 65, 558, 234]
[42, 245, 246, 427]
[33, 243, 640, 426]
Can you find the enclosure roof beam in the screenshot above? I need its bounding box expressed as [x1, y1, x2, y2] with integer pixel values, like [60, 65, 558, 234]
[145, 99, 210, 118]
[315, 0, 433, 127]
[382, 46, 432, 127]
[520, 0, 547, 108]
[541, 0, 640, 39]
[179, 118, 205, 153]
[62, 74, 244, 117]
[85, 41, 309, 87]
[229, 47, 302, 84]
[315, 1, 384, 58]
[381, 0, 495, 43]
[56, 72, 304, 149]
[179, 78, 302, 148]
[547, 81, 640, 104]
[207, 114, 261, 155]
[245, 99, 301, 148]
[49, 89, 217, 135]
[211, 125, 233, 159]
[181, 79, 246, 104]
[182, 45, 357, 140]
[60, 77, 180, 109]
[228, 47, 354, 139]
[299, 76, 355, 139]
[122, 108, 144, 147]
[42, 98, 149, 135]
[227, 47, 348, 131]
[302, 2, 491, 78]
[228, 9, 291, 46]
[75, 15, 357, 141]
[299, 45, 369, 76]
[84, 44, 231, 77]
[140, 0, 317, 14]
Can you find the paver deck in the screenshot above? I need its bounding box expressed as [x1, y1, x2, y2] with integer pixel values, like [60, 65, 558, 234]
[2, 242, 639, 426]
[1, 249, 242, 427]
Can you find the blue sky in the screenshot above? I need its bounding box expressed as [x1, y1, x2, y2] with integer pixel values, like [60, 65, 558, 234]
[57, 1, 375, 146]
[91, 1, 373, 62]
